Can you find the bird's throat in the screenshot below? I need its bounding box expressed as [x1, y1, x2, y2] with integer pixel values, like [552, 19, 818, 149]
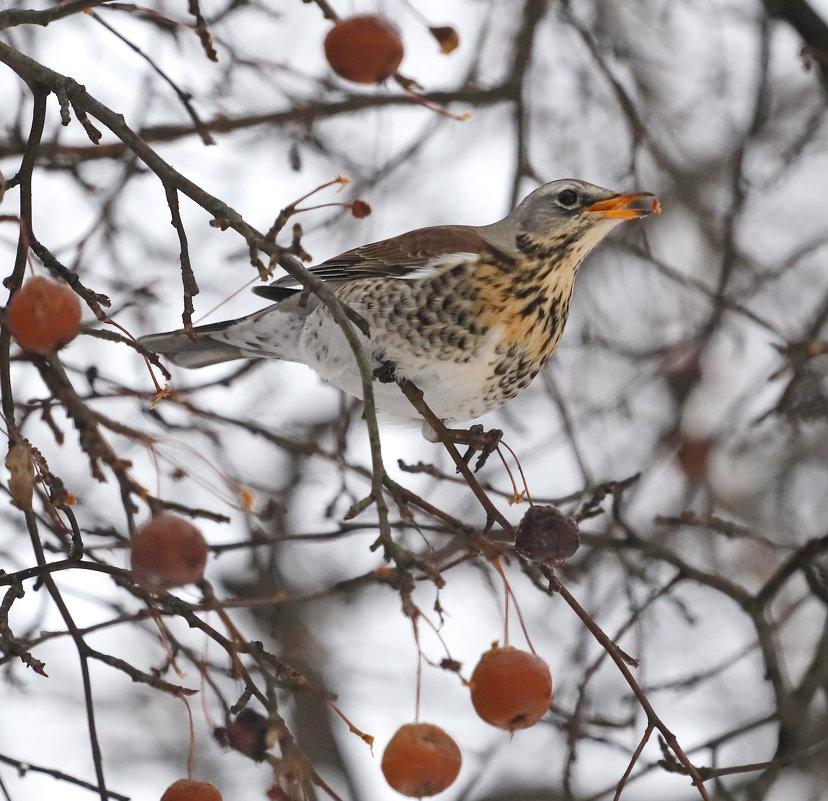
[476, 257, 575, 364]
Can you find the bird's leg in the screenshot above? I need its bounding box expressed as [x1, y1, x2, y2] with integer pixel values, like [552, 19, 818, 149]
[372, 359, 398, 384]
[448, 424, 503, 472]
[420, 420, 502, 471]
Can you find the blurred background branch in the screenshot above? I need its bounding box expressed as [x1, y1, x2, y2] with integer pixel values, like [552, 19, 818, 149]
[1, 1, 828, 800]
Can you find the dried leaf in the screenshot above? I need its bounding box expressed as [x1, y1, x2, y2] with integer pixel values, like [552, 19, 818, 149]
[6, 443, 35, 510]
[430, 26, 460, 54]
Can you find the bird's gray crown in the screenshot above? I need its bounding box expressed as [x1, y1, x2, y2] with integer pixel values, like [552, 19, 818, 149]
[505, 179, 619, 233]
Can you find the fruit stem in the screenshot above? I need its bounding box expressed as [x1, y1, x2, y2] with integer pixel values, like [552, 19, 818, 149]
[411, 614, 423, 722]
[179, 694, 195, 779]
[495, 440, 533, 505]
[326, 700, 374, 750]
[491, 557, 537, 654]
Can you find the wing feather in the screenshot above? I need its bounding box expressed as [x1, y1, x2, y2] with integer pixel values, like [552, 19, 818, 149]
[255, 225, 488, 297]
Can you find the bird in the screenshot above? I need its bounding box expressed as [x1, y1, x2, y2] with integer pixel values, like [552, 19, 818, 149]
[139, 179, 659, 429]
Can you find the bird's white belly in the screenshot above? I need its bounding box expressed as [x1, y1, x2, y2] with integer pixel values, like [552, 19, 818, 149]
[298, 313, 504, 424]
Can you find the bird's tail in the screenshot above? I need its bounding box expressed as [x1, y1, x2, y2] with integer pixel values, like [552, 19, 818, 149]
[138, 319, 253, 369]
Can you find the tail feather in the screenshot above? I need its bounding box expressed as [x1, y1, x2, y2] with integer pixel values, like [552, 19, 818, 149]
[139, 300, 311, 369]
[138, 323, 249, 369]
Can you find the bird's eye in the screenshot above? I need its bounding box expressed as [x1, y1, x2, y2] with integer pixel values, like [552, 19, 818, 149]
[556, 189, 579, 208]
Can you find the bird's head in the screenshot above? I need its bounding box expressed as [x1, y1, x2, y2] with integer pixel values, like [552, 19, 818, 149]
[491, 179, 660, 264]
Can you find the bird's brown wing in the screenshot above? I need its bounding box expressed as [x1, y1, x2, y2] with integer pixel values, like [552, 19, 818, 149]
[254, 225, 488, 299]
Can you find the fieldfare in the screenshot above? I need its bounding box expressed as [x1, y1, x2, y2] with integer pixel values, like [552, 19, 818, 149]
[140, 179, 659, 426]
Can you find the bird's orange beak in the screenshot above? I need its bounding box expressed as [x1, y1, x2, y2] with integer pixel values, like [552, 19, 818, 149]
[586, 192, 661, 219]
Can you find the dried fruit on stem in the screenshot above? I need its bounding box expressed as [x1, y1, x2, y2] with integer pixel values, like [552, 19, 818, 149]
[515, 504, 580, 563]
[381, 722, 461, 797]
[160, 778, 223, 801]
[324, 15, 404, 84]
[130, 514, 208, 592]
[469, 645, 552, 730]
[8, 275, 82, 353]
[217, 708, 271, 761]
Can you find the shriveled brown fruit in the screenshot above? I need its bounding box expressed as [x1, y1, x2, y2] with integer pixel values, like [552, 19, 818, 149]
[515, 504, 580, 563]
[8, 275, 82, 353]
[381, 722, 461, 797]
[160, 778, 222, 801]
[324, 15, 404, 84]
[350, 199, 372, 218]
[470, 645, 552, 730]
[221, 708, 270, 760]
[130, 514, 208, 592]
